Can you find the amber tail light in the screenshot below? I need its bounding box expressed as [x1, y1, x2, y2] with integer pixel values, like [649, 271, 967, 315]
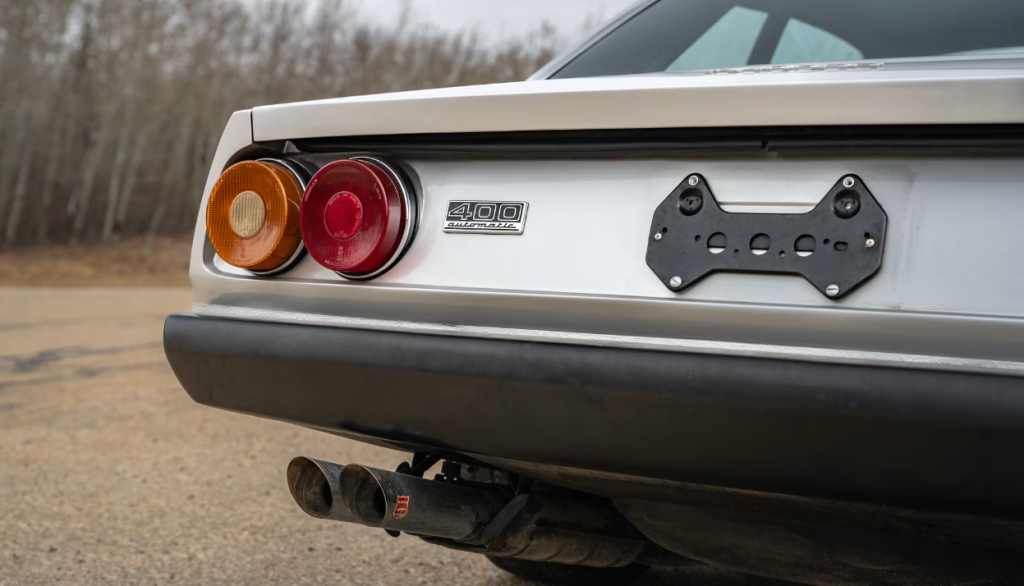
[206, 160, 305, 273]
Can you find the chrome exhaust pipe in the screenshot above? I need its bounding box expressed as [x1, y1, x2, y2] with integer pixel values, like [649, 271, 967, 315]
[286, 457, 360, 523]
[340, 464, 509, 541]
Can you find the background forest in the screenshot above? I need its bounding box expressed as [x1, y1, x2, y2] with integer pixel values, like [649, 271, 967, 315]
[0, 0, 562, 250]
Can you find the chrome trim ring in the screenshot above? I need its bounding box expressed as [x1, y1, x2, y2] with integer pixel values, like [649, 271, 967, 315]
[246, 158, 309, 277]
[335, 156, 419, 281]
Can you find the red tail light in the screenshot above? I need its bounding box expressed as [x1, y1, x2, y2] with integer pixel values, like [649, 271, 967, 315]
[300, 158, 416, 279]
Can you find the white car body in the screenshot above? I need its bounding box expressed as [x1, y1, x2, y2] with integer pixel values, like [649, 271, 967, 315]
[191, 67, 1024, 375]
[166, 3, 1024, 583]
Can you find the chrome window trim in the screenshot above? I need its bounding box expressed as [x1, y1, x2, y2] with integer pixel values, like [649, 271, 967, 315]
[529, 0, 658, 81]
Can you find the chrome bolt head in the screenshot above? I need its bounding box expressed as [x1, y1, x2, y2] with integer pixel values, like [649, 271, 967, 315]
[654, 233, 663, 241]
[843, 177, 856, 188]
[669, 276, 683, 289]
[865, 238, 876, 248]
[826, 284, 840, 298]
[688, 175, 700, 186]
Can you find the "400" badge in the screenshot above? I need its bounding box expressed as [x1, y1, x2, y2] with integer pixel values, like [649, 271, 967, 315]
[443, 201, 529, 235]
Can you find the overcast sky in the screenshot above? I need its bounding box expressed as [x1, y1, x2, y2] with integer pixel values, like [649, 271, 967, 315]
[355, 0, 640, 43]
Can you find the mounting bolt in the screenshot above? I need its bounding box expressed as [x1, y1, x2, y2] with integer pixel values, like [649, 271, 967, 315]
[843, 177, 856, 188]
[654, 233, 663, 241]
[679, 191, 703, 216]
[669, 276, 683, 289]
[826, 284, 840, 298]
[865, 238, 876, 248]
[688, 175, 700, 186]
[833, 191, 861, 219]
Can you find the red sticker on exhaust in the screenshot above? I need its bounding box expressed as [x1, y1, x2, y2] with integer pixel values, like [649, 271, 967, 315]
[393, 496, 410, 519]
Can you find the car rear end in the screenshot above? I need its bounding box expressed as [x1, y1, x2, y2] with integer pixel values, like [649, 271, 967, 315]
[165, 1, 1024, 583]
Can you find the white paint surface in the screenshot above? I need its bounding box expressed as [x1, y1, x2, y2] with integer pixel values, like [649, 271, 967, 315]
[252, 68, 1024, 140]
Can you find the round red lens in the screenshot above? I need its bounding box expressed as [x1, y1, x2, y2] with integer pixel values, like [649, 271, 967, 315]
[324, 192, 364, 241]
[300, 159, 412, 277]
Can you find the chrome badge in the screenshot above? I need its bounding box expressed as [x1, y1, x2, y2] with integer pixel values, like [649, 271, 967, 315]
[443, 201, 529, 235]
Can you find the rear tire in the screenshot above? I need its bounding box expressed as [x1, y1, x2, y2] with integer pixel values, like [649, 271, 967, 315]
[486, 555, 648, 586]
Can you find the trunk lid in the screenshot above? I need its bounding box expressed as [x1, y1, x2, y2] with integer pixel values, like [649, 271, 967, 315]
[251, 68, 1024, 141]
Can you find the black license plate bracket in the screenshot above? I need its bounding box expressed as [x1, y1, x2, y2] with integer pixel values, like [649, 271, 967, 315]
[645, 174, 887, 300]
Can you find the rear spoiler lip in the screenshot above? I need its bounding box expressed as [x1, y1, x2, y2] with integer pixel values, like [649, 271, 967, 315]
[286, 123, 1024, 158]
[251, 69, 1024, 142]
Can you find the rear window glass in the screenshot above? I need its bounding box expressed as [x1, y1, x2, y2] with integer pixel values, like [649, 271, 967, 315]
[553, 0, 1024, 78]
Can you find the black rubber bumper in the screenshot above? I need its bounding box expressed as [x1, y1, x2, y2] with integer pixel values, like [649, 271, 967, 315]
[164, 313, 1024, 513]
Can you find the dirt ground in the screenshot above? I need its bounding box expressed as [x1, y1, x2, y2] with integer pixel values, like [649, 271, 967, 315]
[0, 238, 192, 287]
[0, 285, 789, 586]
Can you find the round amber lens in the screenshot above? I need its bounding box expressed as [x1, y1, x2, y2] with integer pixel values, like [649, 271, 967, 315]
[206, 161, 303, 271]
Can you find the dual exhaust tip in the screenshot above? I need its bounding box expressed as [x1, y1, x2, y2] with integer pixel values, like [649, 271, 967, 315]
[286, 456, 655, 569]
[286, 457, 360, 523]
[286, 457, 508, 541]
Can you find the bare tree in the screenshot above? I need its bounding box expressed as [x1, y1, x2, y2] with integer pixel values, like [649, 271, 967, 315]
[0, 0, 563, 249]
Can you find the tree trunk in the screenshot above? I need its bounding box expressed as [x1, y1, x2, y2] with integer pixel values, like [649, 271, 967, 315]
[37, 126, 68, 245]
[69, 127, 109, 244]
[143, 201, 166, 257]
[4, 147, 35, 247]
[114, 128, 148, 239]
[101, 125, 131, 242]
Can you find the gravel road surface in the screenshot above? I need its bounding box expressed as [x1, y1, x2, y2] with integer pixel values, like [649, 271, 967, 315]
[0, 288, 785, 586]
